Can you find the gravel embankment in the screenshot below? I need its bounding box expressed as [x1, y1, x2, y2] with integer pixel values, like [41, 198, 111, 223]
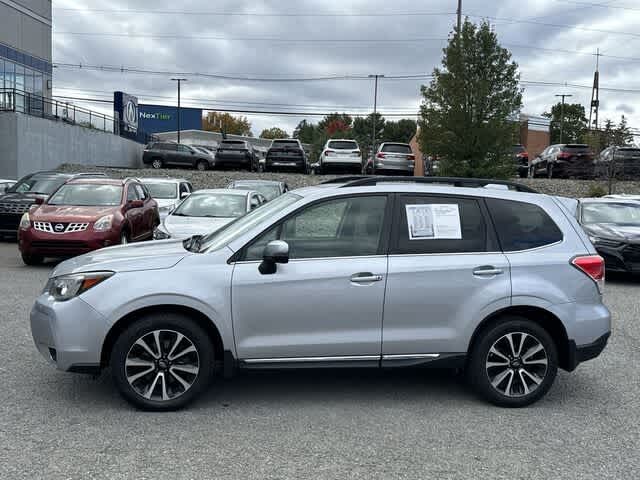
[58, 164, 640, 198]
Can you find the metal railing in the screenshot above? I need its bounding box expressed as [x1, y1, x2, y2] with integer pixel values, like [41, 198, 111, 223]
[1, 88, 116, 133]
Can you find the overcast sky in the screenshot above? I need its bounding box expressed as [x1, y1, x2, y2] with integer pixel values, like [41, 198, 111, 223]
[51, 0, 640, 138]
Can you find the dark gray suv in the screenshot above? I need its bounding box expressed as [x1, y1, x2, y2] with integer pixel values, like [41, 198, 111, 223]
[142, 142, 213, 171]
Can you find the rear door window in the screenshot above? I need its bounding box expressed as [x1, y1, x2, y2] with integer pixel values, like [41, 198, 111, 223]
[486, 198, 563, 251]
[391, 195, 488, 254]
[328, 140, 358, 150]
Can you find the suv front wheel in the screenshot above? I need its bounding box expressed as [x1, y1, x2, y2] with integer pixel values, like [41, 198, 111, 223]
[110, 313, 214, 411]
[467, 317, 558, 408]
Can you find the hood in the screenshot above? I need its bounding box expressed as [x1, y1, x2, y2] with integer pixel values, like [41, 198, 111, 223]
[156, 198, 178, 209]
[163, 215, 234, 239]
[52, 239, 190, 277]
[32, 204, 119, 222]
[0, 192, 48, 205]
[583, 223, 640, 242]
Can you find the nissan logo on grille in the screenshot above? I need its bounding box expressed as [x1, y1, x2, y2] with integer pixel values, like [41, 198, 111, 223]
[54, 223, 65, 232]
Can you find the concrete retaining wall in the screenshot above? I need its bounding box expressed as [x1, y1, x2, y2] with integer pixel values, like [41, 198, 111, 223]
[0, 112, 143, 179]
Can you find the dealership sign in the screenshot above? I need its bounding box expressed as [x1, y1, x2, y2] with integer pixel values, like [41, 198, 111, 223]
[140, 112, 171, 121]
[113, 91, 139, 135]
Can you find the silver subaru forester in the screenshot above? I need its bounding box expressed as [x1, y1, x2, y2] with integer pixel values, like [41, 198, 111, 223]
[30, 177, 611, 410]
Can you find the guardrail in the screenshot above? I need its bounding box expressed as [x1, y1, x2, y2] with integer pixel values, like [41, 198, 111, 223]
[0, 88, 117, 134]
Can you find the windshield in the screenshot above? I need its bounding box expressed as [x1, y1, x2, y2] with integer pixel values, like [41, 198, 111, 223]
[272, 140, 299, 147]
[9, 176, 67, 195]
[328, 140, 358, 150]
[143, 183, 178, 199]
[173, 193, 247, 218]
[199, 192, 302, 252]
[48, 184, 123, 206]
[582, 203, 640, 225]
[233, 184, 281, 201]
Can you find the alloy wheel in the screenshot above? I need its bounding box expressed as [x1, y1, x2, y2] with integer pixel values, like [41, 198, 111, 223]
[485, 332, 548, 398]
[125, 329, 200, 401]
[152, 159, 162, 169]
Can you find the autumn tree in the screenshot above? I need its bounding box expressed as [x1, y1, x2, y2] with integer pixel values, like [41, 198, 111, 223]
[259, 127, 289, 139]
[203, 112, 252, 136]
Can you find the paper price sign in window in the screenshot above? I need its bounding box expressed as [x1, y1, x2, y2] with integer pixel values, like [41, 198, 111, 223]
[405, 204, 462, 240]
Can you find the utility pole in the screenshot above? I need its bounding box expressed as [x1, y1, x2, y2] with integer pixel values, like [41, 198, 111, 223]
[368, 74, 384, 160]
[171, 78, 187, 143]
[588, 49, 601, 132]
[555, 94, 573, 144]
[457, 0, 462, 33]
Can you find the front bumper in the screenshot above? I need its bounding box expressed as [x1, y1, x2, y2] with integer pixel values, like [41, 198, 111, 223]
[19, 227, 120, 258]
[594, 243, 640, 274]
[30, 293, 107, 372]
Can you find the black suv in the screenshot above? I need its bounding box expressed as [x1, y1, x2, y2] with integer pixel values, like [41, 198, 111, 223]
[214, 140, 258, 171]
[530, 144, 594, 179]
[265, 139, 308, 173]
[0, 171, 106, 239]
[594, 146, 640, 180]
[142, 142, 213, 171]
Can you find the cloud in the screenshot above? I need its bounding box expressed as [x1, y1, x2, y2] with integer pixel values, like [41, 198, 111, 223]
[616, 103, 635, 115]
[51, 0, 640, 136]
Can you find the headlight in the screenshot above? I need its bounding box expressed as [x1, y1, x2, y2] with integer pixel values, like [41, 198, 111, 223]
[153, 225, 170, 240]
[589, 236, 622, 248]
[93, 214, 114, 232]
[19, 212, 31, 230]
[45, 272, 114, 301]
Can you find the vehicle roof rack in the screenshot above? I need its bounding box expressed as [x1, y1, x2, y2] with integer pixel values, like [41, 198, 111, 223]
[320, 176, 370, 185]
[71, 172, 108, 177]
[333, 176, 539, 193]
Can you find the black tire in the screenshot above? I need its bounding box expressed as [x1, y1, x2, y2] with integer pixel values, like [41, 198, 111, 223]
[467, 316, 558, 408]
[196, 160, 208, 171]
[21, 252, 44, 265]
[151, 158, 163, 169]
[110, 313, 214, 411]
[518, 170, 528, 179]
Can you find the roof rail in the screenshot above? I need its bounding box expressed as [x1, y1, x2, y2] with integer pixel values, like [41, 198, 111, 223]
[71, 172, 108, 177]
[335, 176, 539, 193]
[320, 176, 370, 185]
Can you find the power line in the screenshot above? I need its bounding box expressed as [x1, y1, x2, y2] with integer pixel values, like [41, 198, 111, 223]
[51, 95, 421, 117]
[53, 7, 456, 17]
[553, 0, 640, 12]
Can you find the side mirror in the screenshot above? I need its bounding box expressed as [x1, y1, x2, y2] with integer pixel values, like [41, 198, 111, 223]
[180, 191, 190, 199]
[129, 199, 144, 208]
[259, 240, 289, 275]
[34, 197, 45, 205]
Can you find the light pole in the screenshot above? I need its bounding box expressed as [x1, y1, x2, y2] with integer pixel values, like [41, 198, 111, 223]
[171, 78, 187, 143]
[457, 0, 462, 33]
[368, 74, 384, 161]
[555, 93, 572, 144]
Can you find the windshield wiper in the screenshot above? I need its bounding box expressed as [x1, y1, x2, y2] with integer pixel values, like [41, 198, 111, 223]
[171, 212, 188, 216]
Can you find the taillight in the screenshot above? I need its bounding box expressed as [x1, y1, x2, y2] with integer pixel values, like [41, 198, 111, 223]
[557, 152, 571, 160]
[324, 150, 335, 156]
[572, 255, 605, 293]
[354, 150, 361, 155]
[376, 153, 386, 159]
[407, 154, 416, 161]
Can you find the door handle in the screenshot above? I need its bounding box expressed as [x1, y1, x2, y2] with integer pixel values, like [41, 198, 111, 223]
[473, 266, 504, 276]
[350, 272, 383, 283]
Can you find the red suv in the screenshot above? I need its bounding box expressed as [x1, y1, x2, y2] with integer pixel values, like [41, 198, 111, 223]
[18, 178, 159, 265]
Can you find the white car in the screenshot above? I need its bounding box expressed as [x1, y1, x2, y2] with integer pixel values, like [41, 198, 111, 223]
[0, 179, 16, 195]
[318, 139, 362, 174]
[139, 178, 193, 220]
[154, 189, 266, 239]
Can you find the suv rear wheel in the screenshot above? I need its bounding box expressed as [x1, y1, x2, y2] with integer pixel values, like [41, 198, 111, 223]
[151, 158, 163, 169]
[110, 313, 214, 411]
[468, 317, 558, 407]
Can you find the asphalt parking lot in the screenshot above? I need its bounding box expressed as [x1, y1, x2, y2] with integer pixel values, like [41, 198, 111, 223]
[0, 241, 638, 480]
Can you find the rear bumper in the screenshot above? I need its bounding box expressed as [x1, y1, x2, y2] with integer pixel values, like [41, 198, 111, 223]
[567, 332, 610, 371]
[552, 160, 595, 178]
[266, 157, 306, 169]
[322, 157, 362, 166]
[215, 154, 251, 166]
[19, 227, 121, 257]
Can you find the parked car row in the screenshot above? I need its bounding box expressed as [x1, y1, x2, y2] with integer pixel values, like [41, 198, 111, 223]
[2, 170, 289, 265]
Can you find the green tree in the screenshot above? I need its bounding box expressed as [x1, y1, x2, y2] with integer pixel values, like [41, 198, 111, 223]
[259, 127, 289, 139]
[542, 103, 588, 144]
[203, 112, 252, 136]
[419, 19, 522, 178]
[293, 120, 316, 144]
[382, 119, 418, 143]
[352, 112, 386, 157]
[614, 115, 634, 146]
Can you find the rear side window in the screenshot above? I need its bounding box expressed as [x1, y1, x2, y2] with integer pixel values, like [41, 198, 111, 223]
[486, 198, 563, 251]
[563, 144, 591, 153]
[392, 196, 487, 254]
[381, 144, 412, 154]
